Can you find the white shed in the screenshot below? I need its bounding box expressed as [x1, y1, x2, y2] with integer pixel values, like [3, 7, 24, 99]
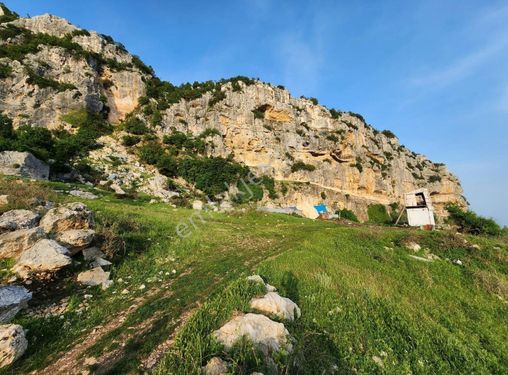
[404, 188, 435, 228]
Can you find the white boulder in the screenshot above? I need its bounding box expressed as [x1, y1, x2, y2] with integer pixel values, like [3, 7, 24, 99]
[192, 200, 203, 210]
[0, 210, 39, 232]
[13, 239, 72, 278]
[404, 241, 421, 252]
[0, 227, 46, 259]
[213, 313, 291, 354]
[40, 202, 94, 233]
[250, 292, 301, 321]
[0, 324, 27, 368]
[0, 286, 32, 324]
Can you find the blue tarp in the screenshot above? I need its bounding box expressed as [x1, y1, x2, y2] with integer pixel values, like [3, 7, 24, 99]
[314, 204, 328, 214]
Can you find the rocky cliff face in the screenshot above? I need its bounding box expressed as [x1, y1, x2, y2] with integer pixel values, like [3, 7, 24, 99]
[0, 13, 147, 128]
[150, 81, 465, 220]
[0, 9, 466, 221]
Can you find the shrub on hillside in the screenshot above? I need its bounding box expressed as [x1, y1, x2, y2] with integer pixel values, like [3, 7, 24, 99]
[291, 161, 316, 173]
[122, 135, 141, 147]
[138, 142, 164, 165]
[428, 175, 442, 183]
[367, 204, 391, 224]
[336, 209, 359, 222]
[123, 116, 149, 135]
[381, 130, 396, 138]
[178, 157, 249, 197]
[446, 204, 501, 236]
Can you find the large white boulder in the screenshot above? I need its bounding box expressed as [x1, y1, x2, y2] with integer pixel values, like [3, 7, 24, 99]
[0, 151, 49, 180]
[40, 202, 94, 234]
[250, 292, 301, 321]
[0, 210, 39, 232]
[0, 324, 28, 368]
[0, 286, 32, 324]
[13, 239, 72, 278]
[56, 229, 95, 254]
[0, 227, 46, 259]
[213, 313, 291, 354]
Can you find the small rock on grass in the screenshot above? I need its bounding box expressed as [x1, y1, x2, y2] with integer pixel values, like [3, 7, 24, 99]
[202, 356, 229, 375]
[0, 210, 39, 232]
[0, 324, 27, 368]
[77, 267, 111, 289]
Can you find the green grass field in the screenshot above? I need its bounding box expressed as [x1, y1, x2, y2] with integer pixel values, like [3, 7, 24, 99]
[1, 179, 507, 374]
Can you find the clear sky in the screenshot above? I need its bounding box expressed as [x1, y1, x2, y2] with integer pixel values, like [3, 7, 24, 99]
[5, 0, 508, 225]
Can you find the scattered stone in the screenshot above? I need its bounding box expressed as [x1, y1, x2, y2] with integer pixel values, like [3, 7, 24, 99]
[192, 200, 203, 210]
[213, 313, 291, 354]
[0, 151, 49, 180]
[202, 357, 229, 375]
[139, 284, 146, 290]
[453, 259, 463, 266]
[0, 195, 8, 207]
[90, 257, 112, 268]
[69, 190, 98, 200]
[372, 355, 384, 368]
[13, 239, 72, 278]
[82, 247, 105, 261]
[250, 292, 301, 321]
[0, 227, 46, 259]
[404, 241, 421, 252]
[0, 324, 28, 368]
[0, 210, 40, 232]
[121, 288, 129, 295]
[40, 202, 94, 233]
[55, 229, 95, 254]
[471, 244, 481, 250]
[0, 286, 32, 324]
[219, 201, 233, 212]
[77, 267, 111, 288]
[110, 183, 126, 196]
[409, 255, 432, 263]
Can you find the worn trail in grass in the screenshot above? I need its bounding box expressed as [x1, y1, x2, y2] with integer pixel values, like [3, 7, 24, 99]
[1, 189, 324, 374]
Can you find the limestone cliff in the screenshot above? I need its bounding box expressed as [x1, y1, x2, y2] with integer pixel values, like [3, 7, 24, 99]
[0, 8, 466, 221]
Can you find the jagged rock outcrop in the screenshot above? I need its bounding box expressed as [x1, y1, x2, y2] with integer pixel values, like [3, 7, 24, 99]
[0, 14, 148, 127]
[152, 82, 466, 220]
[0, 286, 32, 324]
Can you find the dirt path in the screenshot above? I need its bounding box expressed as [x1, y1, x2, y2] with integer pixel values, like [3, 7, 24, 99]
[36, 269, 192, 375]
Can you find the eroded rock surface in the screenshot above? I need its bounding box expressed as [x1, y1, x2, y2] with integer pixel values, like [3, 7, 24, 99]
[0, 210, 40, 232]
[13, 239, 72, 278]
[0, 227, 46, 259]
[0, 286, 32, 324]
[40, 202, 94, 234]
[0, 152, 49, 180]
[250, 292, 301, 321]
[0, 324, 27, 368]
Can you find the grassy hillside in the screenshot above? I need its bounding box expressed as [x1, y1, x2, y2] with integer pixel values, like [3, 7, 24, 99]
[1, 178, 507, 374]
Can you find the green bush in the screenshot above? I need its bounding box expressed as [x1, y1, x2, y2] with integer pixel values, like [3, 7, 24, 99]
[291, 161, 316, 173]
[326, 134, 339, 142]
[428, 175, 442, 183]
[367, 204, 391, 224]
[336, 209, 359, 222]
[208, 90, 226, 107]
[26, 69, 77, 92]
[138, 142, 164, 165]
[163, 131, 206, 154]
[0, 63, 12, 79]
[381, 130, 396, 138]
[261, 176, 278, 199]
[446, 204, 501, 236]
[156, 154, 178, 177]
[233, 181, 264, 204]
[329, 108, 342, 119]
[178, 157, 249, 196]
[122, 135, 141, 147]
[123, 117, 149, 135]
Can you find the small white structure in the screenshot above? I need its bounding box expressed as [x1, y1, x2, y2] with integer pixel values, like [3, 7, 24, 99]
[404, 188, 435, 227]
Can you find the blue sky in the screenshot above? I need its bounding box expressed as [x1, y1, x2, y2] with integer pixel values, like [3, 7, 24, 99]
[6, 0, 508, 225]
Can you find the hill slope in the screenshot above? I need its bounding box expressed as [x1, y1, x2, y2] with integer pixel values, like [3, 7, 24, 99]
[0, 6, 466, 221]
[0, 178, 506, 374]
